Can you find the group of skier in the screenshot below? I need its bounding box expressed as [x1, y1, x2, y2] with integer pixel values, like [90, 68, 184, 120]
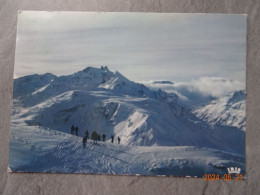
[82, 130, 89, 148]
[110, 135, 120, 144]
[70, 125, 121, 148]
[81, 130, 121, 148]
[70, 125, 79, 136]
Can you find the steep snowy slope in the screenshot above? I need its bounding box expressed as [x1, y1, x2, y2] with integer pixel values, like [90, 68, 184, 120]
[193, 90, 245, 131]
[14, 89, 244, 155]
[9, 124, 245, 177]
[13, 73, 56, 99]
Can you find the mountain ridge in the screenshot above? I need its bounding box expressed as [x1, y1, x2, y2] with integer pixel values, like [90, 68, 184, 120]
[193, 90, 246, 131]
[12, 66, 245, 156]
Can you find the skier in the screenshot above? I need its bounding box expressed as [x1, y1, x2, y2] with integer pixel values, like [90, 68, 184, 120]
[111, 135, 114, 143]
[85, 130, 89, 142]
[71, 125, 74, 135]
[118, 136, 121, 144]
[82, 136, 87, 148]
[91, 131, 98, 144]
[102, 134, 106, 142]
[75, 126, 79, 136]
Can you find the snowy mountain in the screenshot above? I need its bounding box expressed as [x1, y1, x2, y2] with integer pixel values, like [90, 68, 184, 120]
[13, 66, 155, 107]
[10, 66, 245, 176]
[12, 66, 245, 154]
[13, 73, 56, 99]
[192, 90, 246, 131]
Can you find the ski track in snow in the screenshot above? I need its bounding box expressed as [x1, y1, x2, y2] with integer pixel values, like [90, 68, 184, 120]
[9, 124, 245, 177]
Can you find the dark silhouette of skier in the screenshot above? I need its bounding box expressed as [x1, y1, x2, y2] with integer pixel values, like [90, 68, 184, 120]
[118, 136, 121, 144]
[97, 134, 101, 141]
[75, 126, 79, 136]
[102, 134, 106, 142]
[71, 125, 74, 134]
[111, 135, 114, 143]
[85, 130, 89, 142]
[83, 136, 87, 148]
[91, 131, 98, 144]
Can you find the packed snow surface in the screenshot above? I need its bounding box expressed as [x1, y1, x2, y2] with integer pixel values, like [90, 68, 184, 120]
[9, 124, 245, 176]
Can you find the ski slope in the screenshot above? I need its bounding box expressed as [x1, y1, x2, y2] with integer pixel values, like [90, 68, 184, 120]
[9, 123, 245, 177]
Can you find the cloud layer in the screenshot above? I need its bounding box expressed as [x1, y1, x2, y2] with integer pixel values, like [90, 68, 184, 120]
[141, 76, 245, 106]
[190, 77, 245, 97]
[14, 12, 246, 84]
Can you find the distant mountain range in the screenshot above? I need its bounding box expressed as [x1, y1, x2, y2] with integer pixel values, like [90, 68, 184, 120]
[152, 81, 174, 84]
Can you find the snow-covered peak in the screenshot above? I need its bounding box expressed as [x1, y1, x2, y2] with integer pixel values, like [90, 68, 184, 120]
[62, 66, 115, 85]
[193, 90, 246, 130]
[78, 66, 112, 76]
[227, 90, 245, 105]
[15, 73, 56, 82]
[13, 73, 56, 99]
[14, 67, 162, 107]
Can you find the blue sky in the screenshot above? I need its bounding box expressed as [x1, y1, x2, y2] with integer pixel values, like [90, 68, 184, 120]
[15, 12, 246, 85]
